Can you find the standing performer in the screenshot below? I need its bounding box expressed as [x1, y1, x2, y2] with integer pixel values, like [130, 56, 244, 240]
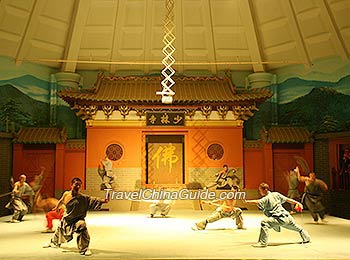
[98, 155, 114, 190]
[285, 168, 300, 213]
[30, 166, 45, 193]
[43, 177, 109, 256]
[5, 174, 34, 223]
[192, 186, 244, 230]
[296, 166, 328, 223]
[149, 200, 172, 218]
[30, 166, 46, 213]
[245, 183, 310, 247]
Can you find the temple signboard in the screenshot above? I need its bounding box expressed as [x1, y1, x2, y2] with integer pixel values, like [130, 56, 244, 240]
[146, 112, 185, 126]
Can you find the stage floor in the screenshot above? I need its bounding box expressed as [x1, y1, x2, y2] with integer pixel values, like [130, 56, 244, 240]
[0, 209, 349, 260]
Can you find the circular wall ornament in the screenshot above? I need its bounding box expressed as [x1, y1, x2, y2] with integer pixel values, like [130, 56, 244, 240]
[106, 144, 123, 161]
[207, 143, 224, 160]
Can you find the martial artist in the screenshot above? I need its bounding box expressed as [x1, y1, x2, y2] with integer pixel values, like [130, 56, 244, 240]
[6, 174, 34, 222]
[192, 186, 244, 230]
[43, 177, 108, 256]
[296, 166, 328, 222]
[245, 182, 310, 247]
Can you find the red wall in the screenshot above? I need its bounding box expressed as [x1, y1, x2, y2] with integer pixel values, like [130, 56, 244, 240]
[63, 149, 85, 190]
[86, 127, 142, 168]
[12, 127, 317, 195]
[86, 125, 244, 185]
[244, 148, 265, 189]
[187, 126, 243, 168]
[12, 144, 56, 197]
[243, 143, 314, 192]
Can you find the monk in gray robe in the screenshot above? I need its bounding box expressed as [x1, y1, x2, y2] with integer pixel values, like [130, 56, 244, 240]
[43, 177, 108, 256]
[245, 182, 310, 247]
[296, 166, 328, 222]
[98, 156, 114, 190]
[287, 169, 300, 199]
[285, 168, 300, 213]
[6, 174, 34, 222]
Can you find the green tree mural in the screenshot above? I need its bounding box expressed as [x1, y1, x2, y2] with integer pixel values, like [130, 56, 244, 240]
[318, 115, 339, 133]
[0, 98, 34, 132]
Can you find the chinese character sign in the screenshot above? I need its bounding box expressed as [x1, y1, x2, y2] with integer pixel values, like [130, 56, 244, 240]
[151, 143, 179, 172]
[147, 143, 183, 184]
[146, 112, 185, 126]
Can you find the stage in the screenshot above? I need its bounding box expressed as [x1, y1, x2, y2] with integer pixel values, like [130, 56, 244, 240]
[0, 209, 349, 260]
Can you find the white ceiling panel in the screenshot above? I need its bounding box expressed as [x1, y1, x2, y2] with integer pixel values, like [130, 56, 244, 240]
[0, 0, 348, 74]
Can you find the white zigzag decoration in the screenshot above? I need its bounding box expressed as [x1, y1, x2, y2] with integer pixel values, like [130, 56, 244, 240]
[157, 0, 176, 103]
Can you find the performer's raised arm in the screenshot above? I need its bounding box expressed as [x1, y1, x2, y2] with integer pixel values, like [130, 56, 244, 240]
[296, 166, 307, 182]
[316, 179, 328, 191]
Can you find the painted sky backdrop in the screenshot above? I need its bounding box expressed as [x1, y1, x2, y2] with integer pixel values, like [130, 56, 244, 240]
[0, 75, 50, 103]
[278, 76, 350, 104]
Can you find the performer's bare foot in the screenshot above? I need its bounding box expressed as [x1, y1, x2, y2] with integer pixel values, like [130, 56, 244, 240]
[191, 223, 205, 231]
[43, 242, 59, 248]
[252, 242, 267, 248]
[80, 249, 92, 256]
[191, 224, 200, 231]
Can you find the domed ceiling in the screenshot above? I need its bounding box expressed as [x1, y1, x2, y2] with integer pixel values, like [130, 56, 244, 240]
[0, 0, 349, 75]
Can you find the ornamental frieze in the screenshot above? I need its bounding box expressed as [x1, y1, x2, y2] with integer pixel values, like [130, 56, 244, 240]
[102, 105, 115, 119]
[200, 105, 212, 119]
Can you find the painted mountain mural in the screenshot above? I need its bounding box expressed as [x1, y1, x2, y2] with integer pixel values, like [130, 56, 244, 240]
[244, 75, 350, 140]
[0, 75, 50, 103]
[0, 84, 50, 131]
[279, 87, 350, 132]
[0, 84, 84, 138]
[278, 76, 350, 104]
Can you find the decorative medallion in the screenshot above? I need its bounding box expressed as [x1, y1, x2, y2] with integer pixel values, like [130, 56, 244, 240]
[207, 143, 224, 160]
[106, 144, 123, 161]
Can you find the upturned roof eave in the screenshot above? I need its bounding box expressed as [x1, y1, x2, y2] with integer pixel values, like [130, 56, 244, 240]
[57, 96, 264, 107]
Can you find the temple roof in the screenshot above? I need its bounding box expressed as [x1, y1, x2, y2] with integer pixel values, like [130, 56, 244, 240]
[262, 127, 313, 144]
[14, 127, 67, 144]
[58, 75, 272, 107]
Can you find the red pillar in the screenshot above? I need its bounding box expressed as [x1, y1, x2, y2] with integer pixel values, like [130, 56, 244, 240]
[55, 144, 65, 191]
